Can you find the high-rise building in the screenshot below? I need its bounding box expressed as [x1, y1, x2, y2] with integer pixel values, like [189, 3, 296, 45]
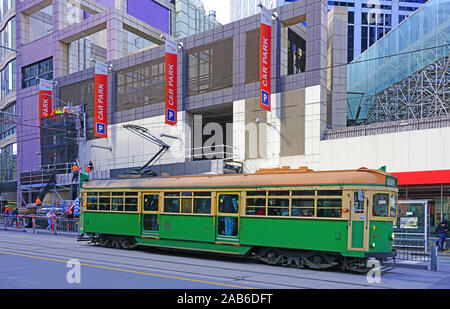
[0, 0, 17, 206]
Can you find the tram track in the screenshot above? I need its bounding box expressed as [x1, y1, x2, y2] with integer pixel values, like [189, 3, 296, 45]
[0, 232, 389, 289]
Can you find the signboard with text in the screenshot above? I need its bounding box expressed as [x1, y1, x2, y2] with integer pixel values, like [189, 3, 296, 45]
[165, 38, 178, 125]
[94, 62, 108, 138]
[260, 6, 272, 111]
[39, 79, 53, 119]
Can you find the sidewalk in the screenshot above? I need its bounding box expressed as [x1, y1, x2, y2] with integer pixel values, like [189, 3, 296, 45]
[1, 226, 79, 237]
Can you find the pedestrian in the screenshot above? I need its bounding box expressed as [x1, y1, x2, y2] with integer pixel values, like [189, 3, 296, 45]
[36, 197, 42, 207]
[46, 209, 54, 230]
[72, 163, 79, 182]
[10, 207, 17, 226]
[2, 206, 10, 226]
[436, 221, 448, 251]
[88, 161, 94, 172]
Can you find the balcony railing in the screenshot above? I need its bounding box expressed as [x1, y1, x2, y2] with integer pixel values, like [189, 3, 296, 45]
[324, 115, 450, 140]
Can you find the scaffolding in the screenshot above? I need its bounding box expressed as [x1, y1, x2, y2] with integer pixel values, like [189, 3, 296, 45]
[19, 108, 84, 207]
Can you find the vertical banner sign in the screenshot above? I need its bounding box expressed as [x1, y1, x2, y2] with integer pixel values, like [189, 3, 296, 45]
[39, 79, 53, 119]
[94, 62, 108, 138]
[260, 6, 272, 111]
[165, 38, 178, 125]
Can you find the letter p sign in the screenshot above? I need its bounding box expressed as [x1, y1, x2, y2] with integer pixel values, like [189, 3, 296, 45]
[261, 90, 270, 108]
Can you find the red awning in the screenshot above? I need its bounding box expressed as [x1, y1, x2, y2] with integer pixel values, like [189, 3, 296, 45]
[391, 170, 450, 186]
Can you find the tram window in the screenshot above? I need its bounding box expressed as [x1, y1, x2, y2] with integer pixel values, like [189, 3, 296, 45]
[87, 196, 98, 210]
[143, 214, 159, 231]
[124, 197, 138, 212]
[317, 199, 342, 218]
[125, 192, 138, 196]
[99, 192, 110, 196]
[112, 192, 124, 196]
[353, 192, 364, 213]
[292, 190, 315, 196]
[373, 193, 389, 217]
[194, 198, 211, 214]
[247, 191, 266, 196]
[164, 198, 180, 213]
[181, 198, 193, 213]
[246, 197, 266, 215]
[182, 192, 193, 196]
[111, 197, 124, 211]
[166, 192, 180, 197]
[268, 191, 290, 196]
[390, 194, 397, 217]
[318, 190, 342, 196]
[217, 217, 238, 236]
[87, 192, 98, 196]
[143, 195, 159, 212]
[194, 192, 211, 196]
[268, 198, 289, 216]
[99, 197, 110, 211]
[291, 198, 314, 217]
[218, 194, 239, 214]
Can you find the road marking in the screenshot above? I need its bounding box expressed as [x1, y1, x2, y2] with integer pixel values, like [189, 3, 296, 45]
[0, 250, 255, 289]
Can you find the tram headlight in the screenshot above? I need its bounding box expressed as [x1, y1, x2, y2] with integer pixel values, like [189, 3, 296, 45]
[390, 232, 395, 241]
[372, 242, 376, 248]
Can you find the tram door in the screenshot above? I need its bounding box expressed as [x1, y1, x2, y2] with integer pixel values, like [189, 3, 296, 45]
[141, 193, 160, 236]
[216, 192, 241, 243]
[348, 190, 370, 251]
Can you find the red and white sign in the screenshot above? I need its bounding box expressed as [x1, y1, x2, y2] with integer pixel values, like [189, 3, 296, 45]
[260, 6, 272, 111]
[165, 38, 178, 125]
[39, 79, 53, 118]
[94, 62, 108, 138]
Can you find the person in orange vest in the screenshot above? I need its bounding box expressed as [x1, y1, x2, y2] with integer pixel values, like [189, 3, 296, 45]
[72, 163, 80, 182]
[50, 110, 56, 119]
[43, 112, 49, 118]
[36, 197, 42, 207]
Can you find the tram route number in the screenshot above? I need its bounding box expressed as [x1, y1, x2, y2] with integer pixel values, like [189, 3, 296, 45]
[177, 293, 272, 306]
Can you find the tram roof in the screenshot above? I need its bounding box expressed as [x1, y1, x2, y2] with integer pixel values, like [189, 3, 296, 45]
[83, 167, 396, 190]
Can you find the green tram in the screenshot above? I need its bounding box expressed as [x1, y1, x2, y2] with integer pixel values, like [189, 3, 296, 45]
[80, 167, 398, 272]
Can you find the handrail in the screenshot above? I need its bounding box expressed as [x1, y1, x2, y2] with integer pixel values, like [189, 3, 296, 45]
[324, 115, 450, 140]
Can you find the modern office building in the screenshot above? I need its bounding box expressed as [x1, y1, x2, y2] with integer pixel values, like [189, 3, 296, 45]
[322, 0, 450, 230]
[15, 0, 347, 208]
[0, 0, 17, 205]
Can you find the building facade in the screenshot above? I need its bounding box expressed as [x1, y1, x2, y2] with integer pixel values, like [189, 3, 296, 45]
[230, 0, 428, 62]
[14, 0, 221, 206]
[15, 0, 346, 211]
[0, 0, 17, 205]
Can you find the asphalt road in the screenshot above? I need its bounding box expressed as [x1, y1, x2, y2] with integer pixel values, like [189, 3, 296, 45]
[1, 230, 450, 290]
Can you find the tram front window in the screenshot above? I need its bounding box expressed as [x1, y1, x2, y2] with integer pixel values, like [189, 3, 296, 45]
[373, 193, 389, 217]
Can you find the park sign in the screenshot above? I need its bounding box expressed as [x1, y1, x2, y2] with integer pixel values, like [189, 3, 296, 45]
[260, 6, 272, 111]
[94, 61, 108, 138]
[39, 79, 53, 119]
[165, 38, 178, 125]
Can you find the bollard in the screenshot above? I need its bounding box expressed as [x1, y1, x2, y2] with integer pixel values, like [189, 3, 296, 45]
[32, 216, 36, 234]
[430, 241, 438, 271]
[17, 215, 19, 229]
[67, 222, 70, 232]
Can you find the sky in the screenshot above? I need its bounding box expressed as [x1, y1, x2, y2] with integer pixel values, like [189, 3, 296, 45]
[201, 0, 231, 25]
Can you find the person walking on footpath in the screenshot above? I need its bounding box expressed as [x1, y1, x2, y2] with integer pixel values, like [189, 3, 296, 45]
[436, 221, 448, 251]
